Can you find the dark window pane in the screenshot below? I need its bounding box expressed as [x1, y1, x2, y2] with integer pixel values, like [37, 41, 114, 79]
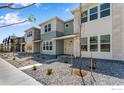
[90, 6, 97, 14]
[81, 10, 88, 23]
[90, 45, 98, 51]
[81, 45, 87, 51]
[100, 9, 110, 18]
[100, 3, 110, 10]
[65, 24, 69, 28]
[48, 24, 51, 27]
[48, 24, 51, 32]
[81, 11, 87, 18]
[50, 46, 52, 50]
[90, 36, 98, 43]
[81, 17, 87, 23]
[101, 35, 110, 43]
[48, 28, 51, 31]
[90, 13, 98, 21]
[50, 41, 52, 45]
[43, 42, 45, 50]
[46, 46, 48, 50]
[44, 25, 47, 32]
[101, 44, 110, 52]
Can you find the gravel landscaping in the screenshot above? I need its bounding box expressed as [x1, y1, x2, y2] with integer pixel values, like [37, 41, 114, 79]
[0, 53, 124, 85]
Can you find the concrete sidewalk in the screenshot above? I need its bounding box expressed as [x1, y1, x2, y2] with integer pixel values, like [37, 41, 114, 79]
[0, 58, 41, 85]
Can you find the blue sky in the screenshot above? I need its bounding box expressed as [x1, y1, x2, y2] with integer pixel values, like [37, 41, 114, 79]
[0, 3, 79, 43]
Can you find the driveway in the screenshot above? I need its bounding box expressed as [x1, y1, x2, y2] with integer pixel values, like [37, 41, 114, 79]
[0, 57, 41, 85]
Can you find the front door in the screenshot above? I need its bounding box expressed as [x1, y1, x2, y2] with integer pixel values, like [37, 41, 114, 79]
[64, 39, 73, 55]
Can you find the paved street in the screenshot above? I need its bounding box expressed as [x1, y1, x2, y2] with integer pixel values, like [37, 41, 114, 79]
[0, 57, 41, 85]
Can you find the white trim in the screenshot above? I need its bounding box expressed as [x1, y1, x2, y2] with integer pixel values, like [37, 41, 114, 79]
[52, 34, 77, 40]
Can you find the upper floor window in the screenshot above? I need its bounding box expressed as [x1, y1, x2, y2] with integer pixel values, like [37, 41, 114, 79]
[44, 24, 51, 32]
[65, 23, 69, 28]
[48, 24, 51, 32]
[27, 32, 32, 37]
[81, 10, 88, 23]
[44, 25, 47, 32]
[100, 3, 110, 18]
[90, 6, 98, 21]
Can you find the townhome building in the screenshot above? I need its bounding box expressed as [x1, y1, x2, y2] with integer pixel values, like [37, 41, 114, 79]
[2, 36, 25, 52]
[16, 36, 25, 52]
[25, 27, 41, 53]
[39, 17, 77, 56]
[12, 3, 124, 61]
[2, 36, 14, 52]
[72, 3, 124, 61]
[38, 3, 124, 61]
[0, 44, 3, 52]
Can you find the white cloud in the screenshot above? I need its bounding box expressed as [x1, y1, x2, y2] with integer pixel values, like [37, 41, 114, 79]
[65, 8, 70, 12]
[0, 12, 27, 26]
[35, 3, 41, 8]
[11, 3, 41, 8]
[19, 3, 34, 7]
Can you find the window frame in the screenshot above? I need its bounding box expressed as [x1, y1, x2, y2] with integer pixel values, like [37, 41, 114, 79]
[89, 6, 98, 21]
[81, 10, 88, 23]
[49, 41, 52, 50]
[65, 23, 69, 29]
[43, 42, 45, 50]
[100, 35, 110, 52]
[81, 37, 88, 51]
[44, 25, 48, 32]
[48, 24, 51, 32]
[43, 41, 53, 51]
[100, 3, 110, 18]
[90, 36, 98, 52]
[27, 31, 32, 37]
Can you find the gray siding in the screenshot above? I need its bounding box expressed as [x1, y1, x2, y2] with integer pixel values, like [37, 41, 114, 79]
[34, 30, 40, 40]
[64, 20, 74, 35]
[41, 31, 64, 41]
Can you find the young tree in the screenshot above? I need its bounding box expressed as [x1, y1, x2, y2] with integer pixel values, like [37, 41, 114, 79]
[79, 3, 87, 77]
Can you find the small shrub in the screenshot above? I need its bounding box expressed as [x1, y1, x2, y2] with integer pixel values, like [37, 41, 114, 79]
[13, 57, 16, 60]
[32, 65, 37, 71]
[47, 68, 53, 75]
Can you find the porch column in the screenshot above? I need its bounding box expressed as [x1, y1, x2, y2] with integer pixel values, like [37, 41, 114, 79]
[20, 44, 22, 52]
[73, 37, 80, 57]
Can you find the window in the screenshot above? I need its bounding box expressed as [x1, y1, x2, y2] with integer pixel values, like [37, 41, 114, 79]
[44, 25, 47, 32]
[43, 42, 45, 50]
[90, 6, 98, 21]
[90, 36, 98, 51]
[100, 35, 110, 52]
[65, 23, 69, 28]
[27, 32, 32, 37]
[43, 41, 53, 51]
[100, 3, 110, 18]
[81, 10, 88, 23]
[49, 41, 52, 50]
[44, 24, 51, 32]
[46, 42, 49, 50]
[81, 37, 87, 51]
[48, 24, 51, 32]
